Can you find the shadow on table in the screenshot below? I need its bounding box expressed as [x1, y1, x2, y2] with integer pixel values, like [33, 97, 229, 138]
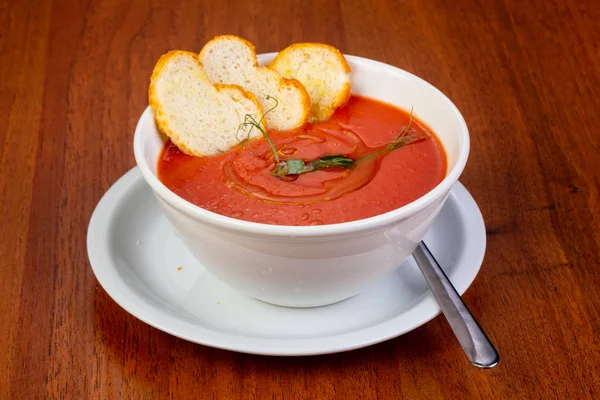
[95, 286, 446, 388]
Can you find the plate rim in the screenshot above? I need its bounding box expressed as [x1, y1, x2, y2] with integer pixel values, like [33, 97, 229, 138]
[87, 167, 486, 356]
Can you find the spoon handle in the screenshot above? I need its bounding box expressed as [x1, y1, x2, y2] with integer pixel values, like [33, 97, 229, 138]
[413, 241, 499, 368]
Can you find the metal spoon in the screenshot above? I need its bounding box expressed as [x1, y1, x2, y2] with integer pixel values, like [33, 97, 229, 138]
[413, 241, 499, 368]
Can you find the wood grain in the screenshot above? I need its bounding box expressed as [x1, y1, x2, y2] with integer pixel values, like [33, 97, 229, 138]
[1, 0, 599, 398]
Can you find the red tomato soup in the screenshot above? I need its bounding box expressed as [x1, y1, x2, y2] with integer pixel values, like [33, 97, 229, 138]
[157, 95, 447, 225]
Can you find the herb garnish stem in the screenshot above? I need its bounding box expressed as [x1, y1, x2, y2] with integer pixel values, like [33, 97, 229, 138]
[238, 101, 423, 178]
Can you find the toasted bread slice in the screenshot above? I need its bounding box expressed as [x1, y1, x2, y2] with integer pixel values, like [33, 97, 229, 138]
[199, 35, 310, 131]
[149, 50, 264, 156]
[269, 43, 351, 122]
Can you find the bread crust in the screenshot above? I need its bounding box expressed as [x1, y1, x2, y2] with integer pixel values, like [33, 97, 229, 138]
[269, 43, 351, 122]
[199, 35, 311, 130]
[149, 50, 264, 157]
[269, 43, 351, 73]
[201, 34, 259, 66]
[284, 77, 312, 124]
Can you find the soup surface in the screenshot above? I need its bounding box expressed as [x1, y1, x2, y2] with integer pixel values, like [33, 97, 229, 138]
[158, 95, 447, 225]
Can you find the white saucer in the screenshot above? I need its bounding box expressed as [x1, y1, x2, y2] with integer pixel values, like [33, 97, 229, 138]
[87, 168, 486, 356]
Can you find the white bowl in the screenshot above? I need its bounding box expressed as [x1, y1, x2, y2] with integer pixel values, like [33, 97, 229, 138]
[133, 53, 470, 307]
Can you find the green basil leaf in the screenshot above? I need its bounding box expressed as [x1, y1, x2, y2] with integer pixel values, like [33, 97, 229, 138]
[286, 159, 306, 175]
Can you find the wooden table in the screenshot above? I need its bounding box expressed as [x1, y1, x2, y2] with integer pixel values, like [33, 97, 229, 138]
[2, 0, 599, 398]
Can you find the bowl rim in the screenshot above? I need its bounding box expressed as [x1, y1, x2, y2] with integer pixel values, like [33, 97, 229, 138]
[133, 53, 470, 238]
